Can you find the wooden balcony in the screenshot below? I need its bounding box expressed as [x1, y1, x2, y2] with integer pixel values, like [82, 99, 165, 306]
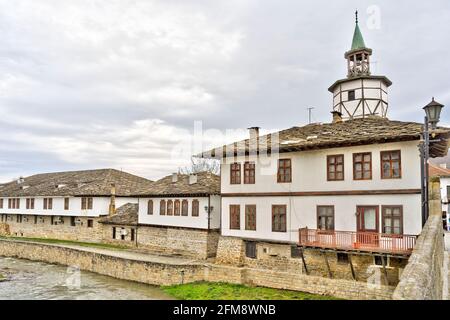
[299, 228, 417, 255]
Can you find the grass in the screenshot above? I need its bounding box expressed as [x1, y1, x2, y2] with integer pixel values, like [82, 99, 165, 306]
[162, 282, 340, 300]
[0, 236, 129, 251]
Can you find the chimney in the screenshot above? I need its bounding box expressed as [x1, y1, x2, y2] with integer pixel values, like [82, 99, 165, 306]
[248, 127, 260, 155]
[172, 173, 178, 183]
[109, 183, 116, 216]
[331, 111, 343, 123]
[189, 174, 198, 185]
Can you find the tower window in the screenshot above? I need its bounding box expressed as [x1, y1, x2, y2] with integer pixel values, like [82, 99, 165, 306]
[348, 90, 355, 101]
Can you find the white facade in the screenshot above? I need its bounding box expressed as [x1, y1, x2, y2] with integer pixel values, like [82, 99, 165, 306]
[439, 176, 450, 231]
[220, 140, 422, 243]
[138, 195, 221, 230]
[0, 196, 137, 218]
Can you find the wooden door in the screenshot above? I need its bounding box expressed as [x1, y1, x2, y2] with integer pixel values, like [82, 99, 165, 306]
[356, 206, 379, 246]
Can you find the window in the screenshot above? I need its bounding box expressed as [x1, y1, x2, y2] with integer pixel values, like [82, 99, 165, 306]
[34, 215, 37, 224]
[381, 150, 401, 179]
[230, 163, 241, 184]
[167, 200, 173, 216]
[147, 200, 153, 215]
[245, 205, 256, 231]
[174, 200, 180, 216]
[277, 159, 292, 183]
[8, 198, 20, 209]
[353, 152, 372, 180]
[382, 206, 403, 235]
[26, 198, 35, 210]
[64, 198, 70, 210]
[81, 197, 93, 210]
[245, 241, 257, 259]
[337, 253, 349, 264]
[112, 227, 116, 239]
[327, 155, 344, 181]
[181, 200, 188, 216]
[87, 219, 94, 228]
[317, 206, 335, 231]
[160, 200, 166, 215]
[17, 215, 22, 223]
[43, 198, 53, 210]
[50, 216, 54, 225]
[348, 90, 355, 101]
[131, 229, 135, 242]
[70, 216, 76, 227]
[229, 205, 240, 230]
[374, 255, 388, 266]
[244, 162, 255, 184]
[272, 205, 287, 232]
[192, 199, 199, 217]
[0, 199, 3, 209]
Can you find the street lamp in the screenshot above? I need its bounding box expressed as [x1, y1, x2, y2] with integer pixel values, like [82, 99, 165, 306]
[420, 97, 445, 226]
[423, 97, 444, 130]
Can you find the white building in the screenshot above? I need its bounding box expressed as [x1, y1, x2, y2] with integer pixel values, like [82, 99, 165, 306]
[199, 15, 450, 278]
[0, 169, 153, 242]
[429, 164, 450, 231]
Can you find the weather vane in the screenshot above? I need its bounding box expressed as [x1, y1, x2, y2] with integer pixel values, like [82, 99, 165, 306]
[355, 10, 359, 24]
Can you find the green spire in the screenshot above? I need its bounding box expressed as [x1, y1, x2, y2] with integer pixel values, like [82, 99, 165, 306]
[351, 10, 366, 50]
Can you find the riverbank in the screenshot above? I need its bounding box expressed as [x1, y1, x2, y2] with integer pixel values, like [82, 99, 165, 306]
[162, 282, 339, 300]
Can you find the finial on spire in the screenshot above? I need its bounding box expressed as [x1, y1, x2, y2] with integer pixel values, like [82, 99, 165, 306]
[355, 10, 359, 24]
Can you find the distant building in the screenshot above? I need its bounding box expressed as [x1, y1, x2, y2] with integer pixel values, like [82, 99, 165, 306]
[429, 164, 450, 231]
[0, 169, 153, 242]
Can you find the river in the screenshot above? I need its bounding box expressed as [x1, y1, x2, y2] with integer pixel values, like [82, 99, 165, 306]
[0, 257, 173, 300]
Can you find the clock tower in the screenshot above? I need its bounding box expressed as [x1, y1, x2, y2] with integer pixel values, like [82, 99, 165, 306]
[329, 11, 392, 120]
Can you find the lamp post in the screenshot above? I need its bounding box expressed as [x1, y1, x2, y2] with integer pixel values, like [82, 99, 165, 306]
[420, 97, 444, 226]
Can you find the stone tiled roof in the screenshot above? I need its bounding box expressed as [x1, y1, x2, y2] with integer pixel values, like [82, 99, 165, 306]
[429, 164, 450, 178]
[199, 117, 450, 159]
[0, 169, 154, 197]
[98, 203, 138, 225]
[135, 171, 220, 197]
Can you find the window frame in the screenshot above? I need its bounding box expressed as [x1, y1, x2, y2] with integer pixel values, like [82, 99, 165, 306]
[277, 159, 292, 183]
[353, 152, 372, 180]
[245, 205, 257, 231]
[147, 200, 153, 215]
[316, 205, 335, 232]
[327, 154, 345, 181]
[243, 161, 256, 184]
[230, 163, 241, 185]
[272, 205, 287, 232]
[181, 200, 188, 216]
[192, 199, 199, 217]
[167, 200, 173, 216]
[381, 205, 403, 236]
[160, 200, 166, 215]
[229, 205, 240, 230]
[380, 150, 402, 179]
[348, 90, 356, 101]
[174, 200, 180, 216]
[64, 198, 69, 210]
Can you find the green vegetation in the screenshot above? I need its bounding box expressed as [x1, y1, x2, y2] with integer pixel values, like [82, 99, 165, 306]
[162, 282, 339, 300]
[0, 236, 129, 251]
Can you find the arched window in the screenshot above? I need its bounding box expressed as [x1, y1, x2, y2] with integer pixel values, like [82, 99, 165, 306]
[192, 199, 199, 217]
[160, 200, 166, 215]
[167, 200, 173, 216]
[174, 200, 180, 216]
[147, 200, 153, 215]
[182, 200, 188, 216]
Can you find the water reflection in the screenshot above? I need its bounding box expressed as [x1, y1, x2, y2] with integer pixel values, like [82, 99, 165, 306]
[0, 257, 173, 300]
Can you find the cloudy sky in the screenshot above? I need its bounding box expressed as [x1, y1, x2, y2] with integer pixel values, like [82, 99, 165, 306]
[0, 0, 449, 181]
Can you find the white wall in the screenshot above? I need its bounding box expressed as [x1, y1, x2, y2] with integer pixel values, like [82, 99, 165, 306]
[222, 194, 422, 243]
[439, 177, 450, 231]
[220, 141, 422, 242]
[0, 196, 138, 218]
[222, 141, 420, 194]
[138, 196, 221, 230]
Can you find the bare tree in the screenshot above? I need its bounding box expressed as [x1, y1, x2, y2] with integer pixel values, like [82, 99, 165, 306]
[178, 157, 220, 175]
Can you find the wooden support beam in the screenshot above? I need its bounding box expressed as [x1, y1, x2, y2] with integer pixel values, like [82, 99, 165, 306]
[381, 255, 389, 286]
[348, 254, 357, 281]
[322, 251, 333, 278]
[300, 247, 309, 275]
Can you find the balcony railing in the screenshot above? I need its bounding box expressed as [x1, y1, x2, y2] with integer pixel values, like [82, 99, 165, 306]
[299, 228, 417, 255]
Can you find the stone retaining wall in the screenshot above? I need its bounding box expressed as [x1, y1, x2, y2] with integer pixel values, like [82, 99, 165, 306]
[392, 180, 445, 300]
[0, 238, 394, 299]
